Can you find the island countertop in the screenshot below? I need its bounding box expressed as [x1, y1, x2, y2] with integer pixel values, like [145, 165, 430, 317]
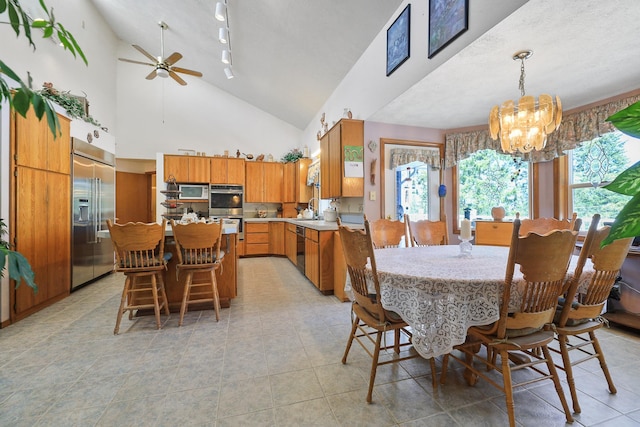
[243, 217, 364, 231]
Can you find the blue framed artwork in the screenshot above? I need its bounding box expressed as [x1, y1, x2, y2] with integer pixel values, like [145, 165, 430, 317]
[386, 4, 411, 76]
[428, 0, 468, 59]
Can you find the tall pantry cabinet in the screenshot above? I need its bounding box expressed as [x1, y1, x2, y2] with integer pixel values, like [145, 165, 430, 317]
[10, 109, 72, 321]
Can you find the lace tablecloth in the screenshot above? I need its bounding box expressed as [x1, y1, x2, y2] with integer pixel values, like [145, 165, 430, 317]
[359, 245, 592, 359]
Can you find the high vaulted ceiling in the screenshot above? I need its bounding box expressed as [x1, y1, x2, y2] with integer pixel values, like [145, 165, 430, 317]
[90, 0, 640, 132]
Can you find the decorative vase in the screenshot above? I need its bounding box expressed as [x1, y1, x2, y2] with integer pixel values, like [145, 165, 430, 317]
[491, 206, 506, 221]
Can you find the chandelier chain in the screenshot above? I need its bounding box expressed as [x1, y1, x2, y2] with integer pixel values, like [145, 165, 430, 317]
[518, 57, 526, 97]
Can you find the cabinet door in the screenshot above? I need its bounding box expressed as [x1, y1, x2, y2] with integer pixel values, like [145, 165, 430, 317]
[305, 237, 319, 287]
[340, 120, 364, 197]
[46, 172, 71, 300]
[263, 162, 283, 202]
[14, 109, 49, 171]
[188, 156, 210, 183]
[296, 159, 313, 203]
[210, 157, 228, 184]
[269, 222, 285, 255]
[282, 162, 296, 203]
[245, 162, 264, 202]
[320, 133, 330, 199]
[285, 226, 297, 264]
[48, 116, 71, 175]
[328, 125, 342, 198]
[164, 155, 189, 182]
[227, 158, 245, 185]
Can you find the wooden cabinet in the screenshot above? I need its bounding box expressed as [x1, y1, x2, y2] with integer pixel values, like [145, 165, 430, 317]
[11, 110, 72, 321]
[333, 231, 349, 302]
[245, 162, 283, 202]
[304, 228, 334, 293]
[164, 155, 210, 183]
[269, 222, 285, 255]
[320, 119, 364, 199]
[474, 220, 514, 246]
[244, 222, 270, 255]
[211, 157, 245, 185]
[285, 223, 297, 264]
[283, 158, 313, 203]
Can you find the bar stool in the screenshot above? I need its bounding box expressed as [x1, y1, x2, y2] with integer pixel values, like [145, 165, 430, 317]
[107, 220, 170, 334]
[170, 220, 224, 325]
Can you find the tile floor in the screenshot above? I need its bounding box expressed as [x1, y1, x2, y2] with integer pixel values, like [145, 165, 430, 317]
[1, 257, 640, 426]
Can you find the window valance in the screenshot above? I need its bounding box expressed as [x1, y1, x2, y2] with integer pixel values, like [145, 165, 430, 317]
[389, 147, 441, 169]
[444, 93, 640, 167]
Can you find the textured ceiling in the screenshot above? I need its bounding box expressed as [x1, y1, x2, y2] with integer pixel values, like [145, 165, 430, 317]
[89, 0, 640, 131]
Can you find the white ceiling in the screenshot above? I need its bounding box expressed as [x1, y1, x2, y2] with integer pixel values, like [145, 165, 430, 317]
[89, 0, 640, 132]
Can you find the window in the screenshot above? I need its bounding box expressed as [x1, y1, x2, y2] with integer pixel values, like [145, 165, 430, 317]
[569, 131, 640, 228]
[456, 149, 531, 227]
[396, 162, 430, 221]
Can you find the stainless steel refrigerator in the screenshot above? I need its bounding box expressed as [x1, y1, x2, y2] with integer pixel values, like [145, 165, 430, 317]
[72, 138, 116, 290]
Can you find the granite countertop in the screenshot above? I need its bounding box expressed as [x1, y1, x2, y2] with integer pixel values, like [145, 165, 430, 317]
[96, 222, 239, 239]
[244, 217, 364, 231]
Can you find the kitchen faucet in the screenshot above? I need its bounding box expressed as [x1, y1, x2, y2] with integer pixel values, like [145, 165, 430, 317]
[308, 197, 319, 219]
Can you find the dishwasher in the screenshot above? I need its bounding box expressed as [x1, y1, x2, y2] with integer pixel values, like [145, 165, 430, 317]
[296, 225, 305, 275]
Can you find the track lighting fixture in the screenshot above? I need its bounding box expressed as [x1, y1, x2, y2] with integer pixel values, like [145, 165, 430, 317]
[215, 1, 226, 22]
[224, 66, 234, 79]
[221, 49, 231, 64]
[218, 27, 228, 44]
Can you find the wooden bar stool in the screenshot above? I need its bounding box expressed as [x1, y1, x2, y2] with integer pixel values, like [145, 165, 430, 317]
[170, 220, 224, 325]
[107, 220, 170, 334]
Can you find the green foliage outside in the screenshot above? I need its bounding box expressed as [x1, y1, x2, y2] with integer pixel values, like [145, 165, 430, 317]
[457, 150, 529, 222]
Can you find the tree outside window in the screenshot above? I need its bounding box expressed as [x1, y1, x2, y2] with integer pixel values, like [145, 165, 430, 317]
[457, 150, 530, 225]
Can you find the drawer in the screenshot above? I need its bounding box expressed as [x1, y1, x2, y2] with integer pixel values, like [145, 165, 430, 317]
[286, 223, 297, 233]
[305, 228, 319, 242]
[475, 221, 513, 246]
[245, 243, 269, 255]
[245, 233, 269, 244]
[245, 222, 269, 233]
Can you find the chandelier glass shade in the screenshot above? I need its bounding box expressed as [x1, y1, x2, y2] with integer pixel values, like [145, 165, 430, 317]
[489, 51, 562, 153]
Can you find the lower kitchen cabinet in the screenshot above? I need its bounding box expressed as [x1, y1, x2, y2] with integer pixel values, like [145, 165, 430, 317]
[333, 231, 349, 302]
[244, 222, 269, 255]
[285, 223, 297, 264]
[304, 228, 333, 294]
[269, 222, 285, 255]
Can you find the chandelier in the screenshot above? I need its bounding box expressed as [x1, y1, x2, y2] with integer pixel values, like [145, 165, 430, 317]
[489, 50, 562, 153]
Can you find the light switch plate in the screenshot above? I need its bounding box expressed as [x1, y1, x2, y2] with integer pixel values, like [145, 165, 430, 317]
[369, 191, 376, 201]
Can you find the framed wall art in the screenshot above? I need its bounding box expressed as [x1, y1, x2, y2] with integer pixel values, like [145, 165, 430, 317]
[428, 0, 468, 59]
[386, 4, 411, 76]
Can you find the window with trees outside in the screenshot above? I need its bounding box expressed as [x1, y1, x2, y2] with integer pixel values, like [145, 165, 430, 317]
[456, 149, 530, 227]
[569, 131, 640, 229]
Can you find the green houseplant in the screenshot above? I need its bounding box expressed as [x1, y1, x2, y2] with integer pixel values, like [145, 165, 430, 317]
[602, 100, 640, 246]
[1, 0, 86, 290]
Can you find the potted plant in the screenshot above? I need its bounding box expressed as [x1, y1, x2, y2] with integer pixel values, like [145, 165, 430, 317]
[602, 100, 640, 246]
[1, 0, 86, 290]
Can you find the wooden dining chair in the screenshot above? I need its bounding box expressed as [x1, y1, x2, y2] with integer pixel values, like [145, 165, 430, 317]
[405, 214, 448, 246]
[551, 214, 633, 414]
[518, 212, 581, 236]
[107, 219, 170, 334]
[367, 215, 408, 248]
[337, 218, 436, 403]
[170, 220, 224, 325]
[440, 219, 577, 426]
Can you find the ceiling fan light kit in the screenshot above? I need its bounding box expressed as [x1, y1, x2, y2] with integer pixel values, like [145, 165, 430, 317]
[117, 21, 203, 86]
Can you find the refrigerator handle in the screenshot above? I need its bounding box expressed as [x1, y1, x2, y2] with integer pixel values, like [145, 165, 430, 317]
[96, 177, 103, 239]
[90, 177, 98, 244]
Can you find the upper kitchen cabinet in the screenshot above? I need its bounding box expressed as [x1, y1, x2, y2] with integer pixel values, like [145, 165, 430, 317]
[320, 119, 364, 199]
[283, 158, 313, 203]
[245, 161, 283, 203]
[163, 155, 210, 183]
[14, 108, 71, 175]
[211, 157, 245, 186]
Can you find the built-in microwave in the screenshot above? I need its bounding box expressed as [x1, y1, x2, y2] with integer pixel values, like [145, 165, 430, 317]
[178, 184, 209, 200]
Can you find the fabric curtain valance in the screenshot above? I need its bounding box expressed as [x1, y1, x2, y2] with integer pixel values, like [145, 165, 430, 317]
[389, 147, 441, 169]
[444, 93, 640, 167]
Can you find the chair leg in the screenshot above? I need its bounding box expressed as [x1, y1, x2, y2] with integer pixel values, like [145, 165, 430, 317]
[342, 316, 359, 364]
[114, 275, 131, 335]
[558, 334, 581, 413]
[157, 272, 170, 315]
[394, 329, 401, 354]
[210, 270, 221, 321]
[542, 344, 574, 424]
[367, 330, 383, 403]
[591, 331, 617, 394]
[500, 350, 516, 427]
[179, 272, 193, 327]
[150, 274, 162, 330]
[128, 276, 136, 320]
[429, 357, 438, 388]
[439, 354, 449, 385]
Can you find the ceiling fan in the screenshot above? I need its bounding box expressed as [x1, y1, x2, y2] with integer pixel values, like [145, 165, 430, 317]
[118, 21, 203, 85]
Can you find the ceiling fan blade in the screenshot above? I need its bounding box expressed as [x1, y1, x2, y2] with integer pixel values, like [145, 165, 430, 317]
[133, 44, 158, 63]
[165, 52, 183, 66]
[169, 71, 187, 85]
[172, 66, 203, 77]
[118, 58, 155, 67]
[145, 69, 158, 80]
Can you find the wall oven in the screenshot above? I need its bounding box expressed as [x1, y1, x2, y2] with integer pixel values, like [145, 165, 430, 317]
[210, 184, 244, 239]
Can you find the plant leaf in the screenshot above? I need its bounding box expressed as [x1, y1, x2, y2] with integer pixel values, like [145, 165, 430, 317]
[66, 31, 88, 65]
[603, 161, 640, 196]
[7, 1, 20, 37]
[606, 101, 640, 139]
[0, 0, 7, 14]
[43, 99, 60, 136]
[31, 92, 45, 119]
[43, 25, 53, 38]
[31, 19, 47, 28]
[7, 251, 38, 292]
[601, 192, 640, 247]
[12, 88, 31, 116]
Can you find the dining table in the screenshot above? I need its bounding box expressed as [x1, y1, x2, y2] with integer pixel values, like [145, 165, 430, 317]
[350, 244, 593, 360]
